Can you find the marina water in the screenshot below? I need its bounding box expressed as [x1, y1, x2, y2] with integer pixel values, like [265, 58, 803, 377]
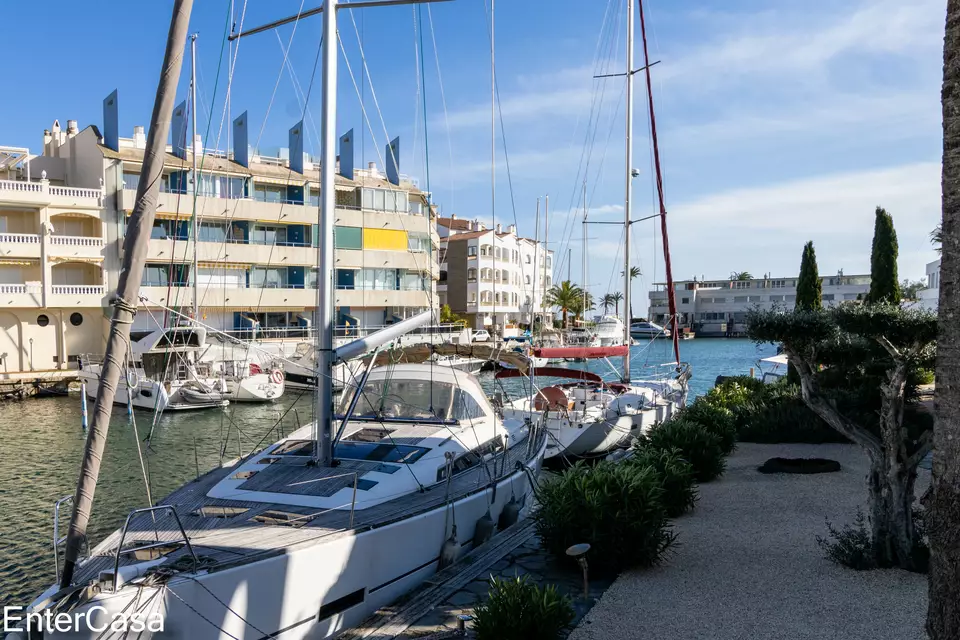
[0, 338, 774, 606]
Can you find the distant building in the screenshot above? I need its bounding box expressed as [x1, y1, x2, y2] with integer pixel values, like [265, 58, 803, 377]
[437, 216, 553, 332]
[0, 90, 438, 377]
[918, 259, 940, 311]
[648, 273, 871, 337]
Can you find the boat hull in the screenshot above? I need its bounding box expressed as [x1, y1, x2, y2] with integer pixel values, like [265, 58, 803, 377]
[224, 373, 285, 402]
[22, 443, 544, 640]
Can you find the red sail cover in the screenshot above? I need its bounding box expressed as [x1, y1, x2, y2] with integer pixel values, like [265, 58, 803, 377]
[495, 367, 604, 383]
[532, 345, 629, 360]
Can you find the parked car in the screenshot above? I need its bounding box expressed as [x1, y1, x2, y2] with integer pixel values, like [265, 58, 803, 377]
[472, 329, 491, 342]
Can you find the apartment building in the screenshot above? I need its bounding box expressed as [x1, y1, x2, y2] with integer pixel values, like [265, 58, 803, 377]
[647, 273, 871, 337]
[437, 216, 553, 332]
[0, 90, 438, 376]
[918, 258, 940, 312]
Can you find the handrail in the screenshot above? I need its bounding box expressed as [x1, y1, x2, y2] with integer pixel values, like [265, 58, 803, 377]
[53, 495, 75, 583]
[112, 505, 198, 591]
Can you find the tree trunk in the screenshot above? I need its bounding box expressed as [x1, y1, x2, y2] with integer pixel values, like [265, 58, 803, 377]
[867, 452, 917, 569]
[929, 0, 960, 635]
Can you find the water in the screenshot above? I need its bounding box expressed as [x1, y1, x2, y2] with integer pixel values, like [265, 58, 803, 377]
[0, 338, 773, 607]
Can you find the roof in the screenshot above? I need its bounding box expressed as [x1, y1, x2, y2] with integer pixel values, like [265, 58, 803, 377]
[445, 230, 493, 241]
[98, 144, 424, 194]
[437, 217, 472, 231]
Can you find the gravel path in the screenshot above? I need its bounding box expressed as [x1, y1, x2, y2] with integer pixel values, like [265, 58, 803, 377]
[569, 443, 929, 640]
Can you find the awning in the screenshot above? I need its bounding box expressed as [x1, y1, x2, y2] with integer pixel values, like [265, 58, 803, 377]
[0, 259, 38, 266]
[533, 345, 630, 359]
[364, 342, 532, 374]
[253, 175, 307, 187]
[198, 261, 249, 270]
[49, 256, 103, 264]
[129, 210, 186, 220]
[496, 367, 603, 383]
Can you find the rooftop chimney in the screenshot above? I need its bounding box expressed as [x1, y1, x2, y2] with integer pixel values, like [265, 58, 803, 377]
[507, 224, 516, 234]
[171, 101, 188, 159]
[133, 126, 147, 150]
[496, 223, 502, 234]
[451, 213, 457, 220]
[233, 111, 250, 167]
[103, 89, 119, 151]
[67, 120, 79, 137]
[385, 136, 400, 185]
[339, 129, 354, 179]
[289, 120, 304, 174]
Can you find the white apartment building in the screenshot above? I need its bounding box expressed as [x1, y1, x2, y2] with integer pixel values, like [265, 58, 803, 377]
[436, 216, 553, 331]
[0, 90, 438, 377]
[918, 258, 940, 311]
[648, 273, 872, 337]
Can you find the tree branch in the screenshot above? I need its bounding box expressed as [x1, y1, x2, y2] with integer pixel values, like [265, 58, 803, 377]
[875, 335, 903, 360]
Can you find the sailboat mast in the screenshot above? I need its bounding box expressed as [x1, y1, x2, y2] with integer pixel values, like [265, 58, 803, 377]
[543, 195, 549, 329]
[190, 33, 200, 322]
[622, 0, 634, 383]
[638, 0, 681, 364]
[581, 180, 586, 319]
[59, 0, 195, 589]
[314, 0, 338, 465]
[533, 196, 540, 338]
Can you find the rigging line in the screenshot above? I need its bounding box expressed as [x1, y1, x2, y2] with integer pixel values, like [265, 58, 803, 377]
[253, 0, 308, 152]
[338, 31, 386, 169]
[274, 30, 324, 152]
[126, 342, 154, 507]
[426, 5, 455, 213]
[416, 4, 431, 198]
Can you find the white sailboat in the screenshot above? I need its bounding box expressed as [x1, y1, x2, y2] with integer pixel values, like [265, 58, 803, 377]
[501, 0, 690, 461]
[13, 3, 546, 639]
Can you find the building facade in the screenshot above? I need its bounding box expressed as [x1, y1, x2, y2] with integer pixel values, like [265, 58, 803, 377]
[0, 91, 438, 377]
[918, 258, 940, 311]
[436, 216, 553, 332]
[647, 273, 871, 337]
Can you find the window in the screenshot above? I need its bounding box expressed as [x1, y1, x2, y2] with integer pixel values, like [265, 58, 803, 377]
[681, 297, 690, 304]
[467, 268, 477, 282]
[525, 275, 531, 285]
[481, 290, 492, 303]
[748, 296, 761, 302]
[150, 219, 187, 240]
[141, 264, 188, 287]
[785, 295, 797, 302]
[37, 314, 49, 327]
[198, 221, 230, 243]
[546, 256, 552, 268]
[408, 233, 430, 252]
[70, 313, 84, 326]
[361, 188, 409, 213]
[732, 281, 750, 289]
[250, 267, 289, 289]
[339, 379, 487, 422]
[526, 255, 531, 264]
[734, 296, 748, 303]
[251, 224, 287, 246]
[468, 245, 477, 257]
[699, 297, 712, 304]
[769, 295, 784, 302]
[253, 184, 286, 203]
[770, 280, 786, 288]
[822, 294, 835, 301]
[400, 270, 424, 291]
[334, 226, 363, 250]
[713, 297, 726, 303]
[317, 589, 365, 622]
[469, 292, 477, 303]
[494, 247, 501, 259]
[480, 244, 492, 257]
[843, 293, 859, 300]
[122, 171, 141, 191]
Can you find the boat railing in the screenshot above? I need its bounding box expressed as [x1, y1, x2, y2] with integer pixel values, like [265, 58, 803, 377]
[52, 495, 75, 583]
[111, 505, 199, 592]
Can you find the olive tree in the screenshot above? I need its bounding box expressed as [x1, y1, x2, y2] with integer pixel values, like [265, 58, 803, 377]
[748, 305, 935, 570]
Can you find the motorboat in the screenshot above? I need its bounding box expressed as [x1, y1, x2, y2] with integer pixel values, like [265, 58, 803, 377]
[630, 320, 670, 340]
[211, 358, 286, 402]
[757, 353, 788, 384]
[568, 315, 628, 348]
[78, 326, 228, 412]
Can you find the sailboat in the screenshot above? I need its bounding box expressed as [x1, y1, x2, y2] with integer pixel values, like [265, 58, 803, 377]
[500, 0, 690, 461]
[13, 2, 546, 638]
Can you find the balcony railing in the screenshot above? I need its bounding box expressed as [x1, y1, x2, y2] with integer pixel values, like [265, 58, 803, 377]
[52, 285, 105, 295]
[0, 179, 102, 201]
[0, 233, 40, 244]
[48, 186, 104, 199]
[0, 180, 42, 194]
[0, 284, 28, 294]
[50, 235, 105, 247]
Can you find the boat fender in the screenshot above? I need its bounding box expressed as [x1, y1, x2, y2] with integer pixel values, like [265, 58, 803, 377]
[472, 509, 495, 548]
[439, 525, 461, 569]
[498, 497, 520, 530]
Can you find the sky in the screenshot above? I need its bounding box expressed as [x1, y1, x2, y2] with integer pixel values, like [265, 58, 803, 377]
[0, 0, 946, 308]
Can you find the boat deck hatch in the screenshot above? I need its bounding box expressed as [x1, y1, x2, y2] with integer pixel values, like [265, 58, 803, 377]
[252, 510, 318, 528]
[191, 506, 250, 519]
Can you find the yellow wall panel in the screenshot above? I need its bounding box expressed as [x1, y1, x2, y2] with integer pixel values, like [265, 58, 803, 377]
[363, 228, 408, 251]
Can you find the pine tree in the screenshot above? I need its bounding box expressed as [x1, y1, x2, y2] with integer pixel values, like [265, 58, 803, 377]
[795, 241, 822, 311]
[867, 206, 901, 304]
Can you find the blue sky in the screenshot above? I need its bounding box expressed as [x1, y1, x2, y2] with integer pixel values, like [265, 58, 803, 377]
[0, 0, 945, 305]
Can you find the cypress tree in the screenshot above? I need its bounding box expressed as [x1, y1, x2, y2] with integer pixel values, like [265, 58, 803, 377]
[867, 206, 901, 304]
[795, 241, 822, 311]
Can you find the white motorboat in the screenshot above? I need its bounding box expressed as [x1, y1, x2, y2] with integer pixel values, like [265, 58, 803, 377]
[78, 326, 228, 412]
[630, 320, 669, 340]
[567, 315, 627, 349]
[213, 358, 286, 402]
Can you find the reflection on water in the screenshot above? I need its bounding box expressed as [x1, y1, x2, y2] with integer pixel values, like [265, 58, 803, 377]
[0, 338, 772, 606]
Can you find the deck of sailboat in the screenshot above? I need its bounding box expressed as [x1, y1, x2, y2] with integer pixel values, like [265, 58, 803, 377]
[73, 430, 544, 587]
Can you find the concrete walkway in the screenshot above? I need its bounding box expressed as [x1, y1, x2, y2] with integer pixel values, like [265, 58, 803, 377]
[570, 443, 929, 640]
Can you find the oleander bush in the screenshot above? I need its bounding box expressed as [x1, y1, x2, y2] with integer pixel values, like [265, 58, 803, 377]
[473, 576, 575, 640]
[534, 461, 675, 576]
[637, 418, 726, 482]
[629, 446, 698, 517]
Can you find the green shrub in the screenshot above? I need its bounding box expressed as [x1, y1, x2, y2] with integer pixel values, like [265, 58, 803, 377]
[704, 376, 767, 410]
[678, 399, 737, 454]
[736, 395, 850, 444]
[638, 418, 726, 482]
[473, 576, 575, 640]
[629, 447, 698, 516]
[534, 461, 675, 576]
[816, 509, 876, 570]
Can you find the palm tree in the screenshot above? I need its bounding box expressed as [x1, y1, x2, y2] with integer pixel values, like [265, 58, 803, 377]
[609, 291, 624, 315]
[620, 266, 642, 321]
[570, 291, 595, 323]
[732, 271, 753, 281]
[933, 224, 943, 254]
[929, 3, 960, 636]
[546, 280, 583, 329]
[601, 294, 615, 314]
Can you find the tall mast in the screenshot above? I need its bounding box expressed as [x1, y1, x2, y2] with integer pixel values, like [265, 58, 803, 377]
[533, 197, 540, 339]
[581, 180, 587, 319]
[59, 0, 195, 588]
[190, 33, 200, 321]
[314, 0, 338, 465]
[638, 0, 681, 364]
[490, 0, 496, 335]
[622, 0, 634, 382]
[543, 195, 549, 329]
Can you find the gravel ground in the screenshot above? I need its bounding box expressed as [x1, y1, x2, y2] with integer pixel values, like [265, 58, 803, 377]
[569, 443, 929, 640]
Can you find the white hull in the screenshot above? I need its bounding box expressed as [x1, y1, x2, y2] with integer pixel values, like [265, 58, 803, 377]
[26, 443, 544, 640]
[222, 373, 285, 402]
[79, 370, 227, 412]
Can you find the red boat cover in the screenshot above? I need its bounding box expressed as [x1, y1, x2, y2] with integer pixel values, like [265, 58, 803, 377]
[532, 345, 629, 360]
[495, 367, 603, 383]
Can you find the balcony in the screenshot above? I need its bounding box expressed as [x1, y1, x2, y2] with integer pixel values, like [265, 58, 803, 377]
[48, 284, 107, 308]
[48, 235, 105, 259]
[146, 238, 316, 266]
[0, 179, 102, 209]
[0, 283, 42, 307]
[138, 285, 318, 310]
[0, 233, 41, 259]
